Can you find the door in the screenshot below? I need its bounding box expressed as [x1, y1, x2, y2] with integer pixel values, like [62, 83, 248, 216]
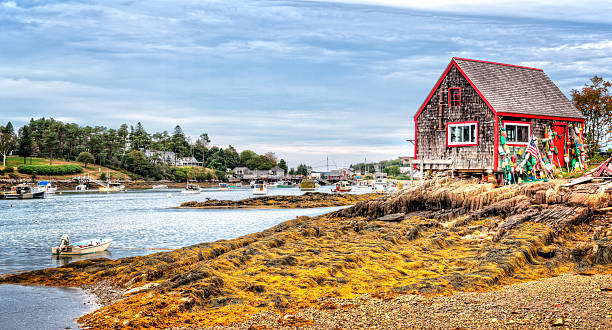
[552, 123, 566, 167]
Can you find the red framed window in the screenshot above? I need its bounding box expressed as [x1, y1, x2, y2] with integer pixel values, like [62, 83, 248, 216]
[502, 120, 530, 146]
[448, 87, 461, 107]
[447, 121, 478, 147]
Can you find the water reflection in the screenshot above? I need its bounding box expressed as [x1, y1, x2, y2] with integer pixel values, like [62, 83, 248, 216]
[51, 251, 112, 267]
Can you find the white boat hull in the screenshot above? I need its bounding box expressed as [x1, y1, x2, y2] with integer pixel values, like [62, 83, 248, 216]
[181, 190, 200, 194]
[52, 239, 112, 256]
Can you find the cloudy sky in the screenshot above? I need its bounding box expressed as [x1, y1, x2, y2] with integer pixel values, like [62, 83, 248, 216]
[1, 1, 611, 169]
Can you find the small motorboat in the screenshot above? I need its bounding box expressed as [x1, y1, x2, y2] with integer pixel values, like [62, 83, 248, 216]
[99, 181, 126, 193]
[332, 181, 353, 193]
[37, 181, 57, 195]
[51, 234, 112, 256]
[152, 184, 169, 190]
[252, 180, 267, 195]
[181, 182, 201, 194]
[0, 184, 46, 199]
[218, 182, 230, 191]
[277, 181, 297, 188]
[372, 179, 388, 193]
[75, 184, 88, 191]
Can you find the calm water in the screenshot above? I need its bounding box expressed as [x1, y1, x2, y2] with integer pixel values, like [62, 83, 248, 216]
[0, 186, 365, 329]
[0, 186, 355, 274]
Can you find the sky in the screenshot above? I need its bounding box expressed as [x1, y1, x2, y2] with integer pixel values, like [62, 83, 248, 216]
[0, 1, 611, 170]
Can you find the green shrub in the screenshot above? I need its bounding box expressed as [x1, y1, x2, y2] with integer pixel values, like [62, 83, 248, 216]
[0, 169, 5, 175]
[4, 167, 14, 173]
[17, 164, 83, 175]
[8, 172, 19, 179]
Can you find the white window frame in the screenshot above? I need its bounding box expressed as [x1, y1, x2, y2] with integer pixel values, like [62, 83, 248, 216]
[503, 122, 531, 145]
[447, 122, 478, 147]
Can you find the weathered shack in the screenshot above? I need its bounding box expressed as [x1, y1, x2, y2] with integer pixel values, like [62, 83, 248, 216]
[413, 58, 585, 172]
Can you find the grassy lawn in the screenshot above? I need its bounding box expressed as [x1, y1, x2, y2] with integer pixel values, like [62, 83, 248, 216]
[3, 156, 50, 168]
[1, 156, 132, 180]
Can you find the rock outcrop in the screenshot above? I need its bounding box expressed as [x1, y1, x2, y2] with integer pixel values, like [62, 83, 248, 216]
[179, 192, 381, 209]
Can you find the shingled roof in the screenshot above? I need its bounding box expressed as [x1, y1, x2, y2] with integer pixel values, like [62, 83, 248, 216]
[453, 58, 584, 119]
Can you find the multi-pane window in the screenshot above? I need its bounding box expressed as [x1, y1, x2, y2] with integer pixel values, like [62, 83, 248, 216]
[448, 122, 477, 146]
[504, 122, 530, 144]
[448, 87, 461, 107]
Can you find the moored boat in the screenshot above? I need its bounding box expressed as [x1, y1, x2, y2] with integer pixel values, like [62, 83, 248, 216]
[218, 182, 230, 191]
[0, 184, 46, 200]
[152, 184, 169, 190]
[37, 181, 57, 195]
[252, 180, 267, 195]
[332, 181, 353, 193]
[277, 180, 297, 188]
[372, 179, 388, 193]
[51, 234, 112, 256]
[181, 182, 201, 194]
[99, 181, 126, 193]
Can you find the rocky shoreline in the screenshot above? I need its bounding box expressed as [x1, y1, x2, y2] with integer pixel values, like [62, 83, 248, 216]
[178, 192, 382, 209]
[1, 179, 611, 328]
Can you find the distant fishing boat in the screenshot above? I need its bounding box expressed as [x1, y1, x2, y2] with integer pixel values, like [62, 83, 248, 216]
[51, 234, 112, 256]
[218, 182, 230, 191]
[277, 181, 297, 188]
[372, 179, 388, 193]
[181, 182, 201, 194]
[332, 181, 353, 193]
[252, 180, 267, 195]
[0, 184, 45, 200]
[37, 181, 57, 195]
[99, 181, 126, 193]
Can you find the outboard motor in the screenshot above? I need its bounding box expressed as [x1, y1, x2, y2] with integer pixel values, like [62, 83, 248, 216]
[59, 234, 70, 252]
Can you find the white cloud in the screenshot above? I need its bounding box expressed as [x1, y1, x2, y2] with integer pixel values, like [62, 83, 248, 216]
[1, 1, 17, 9]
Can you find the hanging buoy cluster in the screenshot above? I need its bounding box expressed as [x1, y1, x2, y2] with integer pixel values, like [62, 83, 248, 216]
[498, 118, 587, 185]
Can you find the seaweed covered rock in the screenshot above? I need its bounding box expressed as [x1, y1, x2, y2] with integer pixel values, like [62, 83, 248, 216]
[180, 192, 381, 209]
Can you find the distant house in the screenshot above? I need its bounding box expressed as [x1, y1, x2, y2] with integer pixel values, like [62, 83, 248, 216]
[143, 150, 203, 167]
[269, 166, 285, 178]
[144, 150, 176, 164]
[413, 57, 585, 171]
[175, 157, 203, 167]
[234, 166, 251, 177]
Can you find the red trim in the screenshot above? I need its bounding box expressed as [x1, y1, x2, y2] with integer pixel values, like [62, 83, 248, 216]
[448, 87, 461, 107]
[414, 60, 455, 120]
[498, 112, 584, 122]
[414, 59, 498, 121]
[494, 115, 499, 171]
[413, 118, 417, 162]
[452, 57, 543, 71]
[502, 120, 531, 146]
[446, 121, 478, 147]
[553, 122, 568, 126]
[452, 62, 498, 115]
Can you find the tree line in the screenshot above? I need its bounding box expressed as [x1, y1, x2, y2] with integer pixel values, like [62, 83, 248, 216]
[0, 118, 291, 181]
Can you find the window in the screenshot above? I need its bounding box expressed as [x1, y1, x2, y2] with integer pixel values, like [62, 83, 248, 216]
[447, 121, 478, 146]
[448, 87, 461, 107]
[503, 121, 530, 145]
